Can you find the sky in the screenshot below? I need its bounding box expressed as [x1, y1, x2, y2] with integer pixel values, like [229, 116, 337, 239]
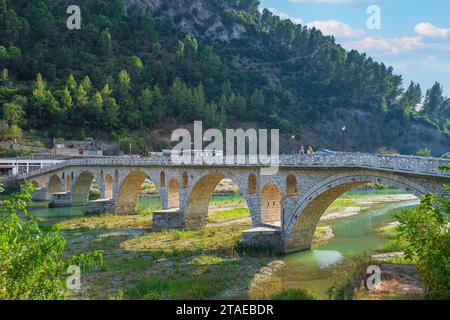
[259, 0, 450, 96]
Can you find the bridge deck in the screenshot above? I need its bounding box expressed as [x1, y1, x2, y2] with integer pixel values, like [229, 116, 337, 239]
[16, 153, 450, 181]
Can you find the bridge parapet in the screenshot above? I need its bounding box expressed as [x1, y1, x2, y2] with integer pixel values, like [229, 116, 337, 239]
[17, 153, 450, 181]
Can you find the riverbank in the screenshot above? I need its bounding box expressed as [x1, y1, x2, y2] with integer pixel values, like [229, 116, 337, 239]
[35, 190, 419, 300]
[321, 192, 417, 221]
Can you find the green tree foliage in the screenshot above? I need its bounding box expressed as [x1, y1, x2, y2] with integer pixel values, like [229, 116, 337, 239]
[0, 183, 67, 299]
[394, 166, 450, 300]
[0, 183, 104, 299]
[416, 148, 432, 157]
[0, 1, 448, 151]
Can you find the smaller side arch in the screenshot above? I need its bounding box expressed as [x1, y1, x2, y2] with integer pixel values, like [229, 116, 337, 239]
[160, 171, 166, 187]
[248, 173, 257, 195]
[286, 175, 298, 197]
[182, 171, 188, 188]
[104, 173, 113, 199]
[260, 182, 281, 224]
[168, 177, 180, 209]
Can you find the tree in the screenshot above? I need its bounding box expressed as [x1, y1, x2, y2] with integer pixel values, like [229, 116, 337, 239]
[0, 184, 67, 299]
[416, 148, 431, 157]
[101, 84, 119, 129]
[0, 183, 103, 299]
[29, 74, 60, 127]
[66, 74, 77, 93]
[6, 124, 21, 140]
[2, 102, 24, 125]
[152, 42, 161, 58]
[395, 190, 450, 299]
[422, 82, 444, 116]
[99, 30, 112, 55]
[59, 87, 73, 110]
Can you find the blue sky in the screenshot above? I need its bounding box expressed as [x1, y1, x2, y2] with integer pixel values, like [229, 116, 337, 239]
[259, 0, 450, 96]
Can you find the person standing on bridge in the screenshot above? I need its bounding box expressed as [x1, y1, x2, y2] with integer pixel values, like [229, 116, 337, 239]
[299, 145, 305, 155]
[307, 146, 314, 155]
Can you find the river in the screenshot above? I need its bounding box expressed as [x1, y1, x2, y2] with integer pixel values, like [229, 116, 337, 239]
[248, 198, 419, 299]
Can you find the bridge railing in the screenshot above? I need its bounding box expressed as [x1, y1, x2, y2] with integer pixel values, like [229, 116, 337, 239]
[16, 153, 450, 180]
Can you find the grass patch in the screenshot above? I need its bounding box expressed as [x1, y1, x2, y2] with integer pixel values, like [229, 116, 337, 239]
[270, 289, 318, 300]
[376, 239, 404, 253]
[121, 224, 250, 257]
[207, 207, 249, 222]
[125, 268, 241, 300]
[57, 213, 151, 230]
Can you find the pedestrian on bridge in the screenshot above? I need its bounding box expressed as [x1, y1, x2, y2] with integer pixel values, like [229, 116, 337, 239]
[299, 145, 305, 155]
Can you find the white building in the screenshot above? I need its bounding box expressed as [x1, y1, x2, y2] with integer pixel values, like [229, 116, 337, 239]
[0, 158, 64, 176]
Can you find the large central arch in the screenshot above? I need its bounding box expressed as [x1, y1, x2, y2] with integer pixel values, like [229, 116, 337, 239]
[183, 171, 257, 229]
[184, 173, 225, 229]
[283, 171, 430, 253]
[115, 171, 149, 215]
[72, 171, 95, 205]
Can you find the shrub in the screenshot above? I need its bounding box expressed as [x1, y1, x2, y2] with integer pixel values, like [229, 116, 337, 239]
[270, 289, 318, 300]
[0, 183, 102, 299]
[0, 184, 67, 299]
[416, 148, 432, 156]
[394, 191, 450, 299]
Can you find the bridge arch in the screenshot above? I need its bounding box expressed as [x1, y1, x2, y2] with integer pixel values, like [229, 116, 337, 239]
[104, 173, 113, 199]
[183, 171, 255, 229]
[160, 171, 166, 187]
[283, 171, 430, 253]
[72, 171, 96, 205]
[168, 177, 180, 209]
[46, 175, 64, 199]
[182, 171, 188, 188]
[248, 173, 257, 195]
[260, 182, 281, 224]
[114, 170, 162, 215]
[31, 180, 40, 189]
[286, 175, 297, 197]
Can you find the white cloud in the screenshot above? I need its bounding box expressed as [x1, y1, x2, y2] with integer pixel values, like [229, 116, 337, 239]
[344, 36, 425, 54]
[265, 8, 364, 39]
[307, 20, 364, 38]
[288, 0, 385, 5]
[414, 22, 450, 38]
[289, 0, 355, 3]
[266, 7, 303, 25]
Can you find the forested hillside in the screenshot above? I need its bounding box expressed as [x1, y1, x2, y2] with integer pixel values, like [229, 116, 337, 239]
[0, 0, 449, 155]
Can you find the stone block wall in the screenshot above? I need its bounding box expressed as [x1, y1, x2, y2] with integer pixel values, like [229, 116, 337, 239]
[241, 227, 282, 251]
[153, 209, 184, 231]
[87, 199, 115, 214]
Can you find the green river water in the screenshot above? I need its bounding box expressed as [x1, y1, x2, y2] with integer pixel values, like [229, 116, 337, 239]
[248, 198, 419, 299]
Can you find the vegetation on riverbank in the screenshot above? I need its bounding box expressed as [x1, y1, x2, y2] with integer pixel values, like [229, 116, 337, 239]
[0, 183, 103, 300]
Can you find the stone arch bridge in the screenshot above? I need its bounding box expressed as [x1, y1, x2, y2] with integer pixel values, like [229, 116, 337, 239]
[18, 153, 450, 253]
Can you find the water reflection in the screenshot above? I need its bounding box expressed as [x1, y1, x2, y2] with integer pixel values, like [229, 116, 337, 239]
[311, 250, 343, 268]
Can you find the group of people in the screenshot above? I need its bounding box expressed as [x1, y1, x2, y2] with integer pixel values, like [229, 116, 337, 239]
[299, 145, 314, 155]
